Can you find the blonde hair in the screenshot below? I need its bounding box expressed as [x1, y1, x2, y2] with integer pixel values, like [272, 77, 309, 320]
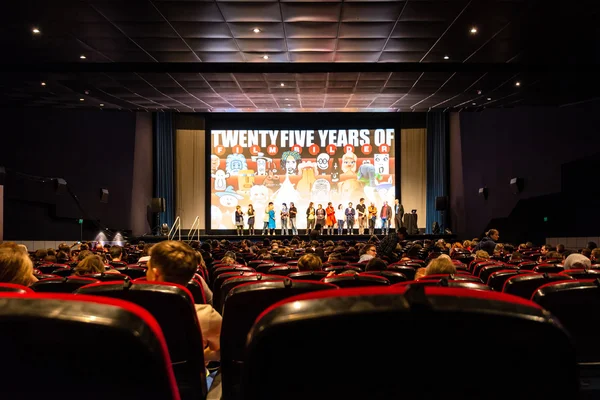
[74, 255, 106, 276]
[475, 250, 490, 260]
[0, 243, 36, 286]
[425, 257, 457, 276]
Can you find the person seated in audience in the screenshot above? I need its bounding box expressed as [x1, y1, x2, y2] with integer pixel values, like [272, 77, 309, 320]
[220, 256, 236, 266]
[556, 243, 565, 254]
[474, 250, 490, 261]
[508, 251, 523, 263]
[327, 252, 342, 262]
[415, 256, 457, 279]
[591, 248, 600, 265]
[109, 245, 124, 263]
[43, 254, 57, 263]
[34, 249, 47, 261]
[359, 244, 377, 263]
[195, 251, 213, 305]
[365, 257, 387, 272]
[545, 251, 562, 262]
[474, 229, 499, 255]
[540, 244, 553, 257]
[581, 248, 592, 259]
[462, 240, 473, 252]
[146, 240, 222, 362]
[56, 251, 70, 264]
[0, 242, 38, 286]
[563, 253, 592, 270]
[297, 253, 323, 271]
[74, 254, 121, 276]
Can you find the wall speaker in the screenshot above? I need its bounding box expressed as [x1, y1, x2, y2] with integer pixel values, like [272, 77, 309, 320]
[55, 178, 67, 194]
[0, 166, 5, 185]
[510, 177, 524, 194]
[151, 197, 166, 213]
[478, 187, 488, 200]
[435, 196, 448, 211]
[100, 188, 109, 203]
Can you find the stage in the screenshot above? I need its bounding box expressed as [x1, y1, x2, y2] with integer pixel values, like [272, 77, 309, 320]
[133, 232, 456, 244]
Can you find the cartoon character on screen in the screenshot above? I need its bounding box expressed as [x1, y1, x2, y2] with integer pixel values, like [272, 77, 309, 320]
[338, 178, 364, 205]
[237, 170, 255, 194]
[281, 150, 301, 176]
[249, 184, 271, 220]
[316, 153, 330, 175]
[251, 152, 272, 176]
[341, 148, 357, 175]
[296, 161, 318, 194]
[211, 170, 230, 192]
[210, 155, 221, 175]
[211, 205, 226, 229]
[330, 158, 340, 192]
[311, 179, 331, 204]
[225, 154, 247, 176]
[374, 153, 390, 175]
[375, 179, 395, 205]
[217, 186, 245, 228]
[357, 161, 382, 188]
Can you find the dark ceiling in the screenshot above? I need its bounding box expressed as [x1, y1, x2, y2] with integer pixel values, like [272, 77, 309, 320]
[1, 0, 599, 112]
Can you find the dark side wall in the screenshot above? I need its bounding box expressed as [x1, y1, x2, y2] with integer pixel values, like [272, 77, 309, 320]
[0, 108, 151, 240]
[454, 103, 600, 241]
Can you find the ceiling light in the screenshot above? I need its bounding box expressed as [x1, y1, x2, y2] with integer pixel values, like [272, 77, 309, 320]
[84, 90, 90, 95]
[40, 82, 46, 86]
[80, 55, 86, 59]
[99, 104, 104, 107]
[32, 28, 40, 34]
[280, 83, 285, 87]
[443, 55, 449, 60]
[287, 104, 291, 106]
[477, 89, 482, 95]
[253, 28, 261, 33]
[80, 98, 84, 102]
[263, 55, 269, 59]
[487, 97, 492, 101]
[515, 81, 521, 87]
[470, 27, 478, 34]
[472, 102, 476, 105]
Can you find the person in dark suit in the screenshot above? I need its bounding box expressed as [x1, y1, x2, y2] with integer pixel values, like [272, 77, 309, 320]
[394, 198, 404, 232]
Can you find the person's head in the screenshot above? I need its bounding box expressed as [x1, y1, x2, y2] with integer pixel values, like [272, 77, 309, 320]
[34, 249, 47, 260]
[146, 241, 197, 286]
[282, 203, 287, 208]
[487, 229, 499, 241]
[0, 243, 38, 286]
[221, 256, 236, 265]
[297, 253, 323, 271]
[58, 242, 71, 256]
[425, 257, 457, 276]
[360, 244, 377, 257]
[236, 205, 241, 211]
[317, 204, 322, 209]
[581, 248, 592, 258]
[475, 250, 490, 260]
[56, 251, 69, 263]
[248, 204, 254, 210]
[395, 199, 399, 204]
[348, 202, 353, 208]
[74, 254, 106, 276]
[556, 244, 565, 253]
[563, 253, 592, 270]
[365, 257, 387, 272]
[592, 248, 600, 262]
[77, 250, 92, 262]
[493, 244, 504, 254]
[327, 202, 332, 207]
[328, 252, 341, 261]
[268, 202, 274, 210]
[541, 244, 553, 255]
[109, 245, 123, 261]
[309, 202, 314, 208]
[338, 204, 343, 210]
[360, 198, 364, 204]
[397, 227, 408, 240]
[289, 202, 294, 208]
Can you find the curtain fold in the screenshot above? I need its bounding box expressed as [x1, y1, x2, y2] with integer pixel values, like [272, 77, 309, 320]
[426, 112, 449, 233]
[153, 112, 175, 229]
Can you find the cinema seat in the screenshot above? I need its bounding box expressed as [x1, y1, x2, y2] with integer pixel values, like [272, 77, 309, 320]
[83, 272, 131, 282]
[487, 269, 532, 291]
[360, 270, 407, 284]
[115, 265, 148, 279]
[242, 286, 578, 400]
[267, 265, 300, 276]
[322, 273, 390, 288]
[187, 278, 207, 304]
[560, 268, 600, 280]
[0, 293, 180, 400]
[503, 273, 574, 299]
[394, 280, 491, 291]
[417, 274, 483, 283]
[220, 279, 337, 400]
[0, 283, 33, 293]
[533, 264, 565, 273]
[386, 265, 416, 280]
[216, 273, 285, 314]
[31, 276, 100, 293]
[287, 270, 329, 281]
[323, 265, 362, 274]
[479, 264, 515, 285]
[76, 281, 206, 400]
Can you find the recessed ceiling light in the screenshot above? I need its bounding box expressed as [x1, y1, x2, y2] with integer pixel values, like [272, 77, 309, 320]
[515, 81, 521, 87]
[80, 55, 87, 59]
[32, 28, 40, 34]
[487, 97, 492, 101]
[99, 104, 104, 107]
[470, 27, 478, 34]
[280, 83, 285, 87]
[443, 55, 449, 60]
[253, 28, 261, 33]
[263, 55, 269, 60]
[79, 98, 84, 102]
[287, 104, 291, 106]
[40, 82, 46, 86]
[472, 102, 476, 105]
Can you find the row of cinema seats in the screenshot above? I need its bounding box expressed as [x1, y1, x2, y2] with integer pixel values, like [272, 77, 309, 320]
[3, 281, 591, 399]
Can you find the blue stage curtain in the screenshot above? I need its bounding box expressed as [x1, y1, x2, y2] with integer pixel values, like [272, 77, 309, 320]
[425, 112, 449, 234]
[153, 112, 175, 229]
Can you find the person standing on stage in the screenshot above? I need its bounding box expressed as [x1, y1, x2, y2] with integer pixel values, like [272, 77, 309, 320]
[394, 198, 404, 233]
[280, 203, 289, 235]
[315, 204, 326, 235]
[235, 205, 244, 236]
[368, 202, 377, 236]
[306, 202, 316, 235]
[325, 202, 336, 236]
[335, 204, 345, 235]
[380, 201, 392, 235]
[262, 205, 270, 235]
[345, 202, 356, 235]
[247, 204, 255, 235]
[356, 198, 367, 235]
[289, 202, 298, 235]
[267, 202, 276, 236]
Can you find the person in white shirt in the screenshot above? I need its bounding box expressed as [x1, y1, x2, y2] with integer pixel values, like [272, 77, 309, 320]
[335, 204, 345, 235]
[146, 240, 222, 362]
